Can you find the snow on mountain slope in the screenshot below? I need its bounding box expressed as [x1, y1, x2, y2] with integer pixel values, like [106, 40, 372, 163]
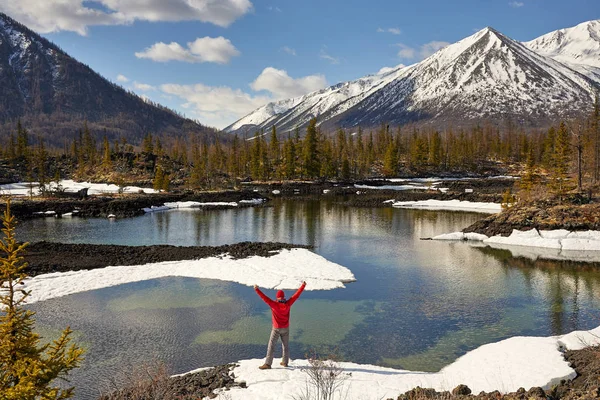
[524, 20, 600, 69]
[224, 64, 410, 133]
[334, 27, 596, 127]
[227, 22, 600, 135]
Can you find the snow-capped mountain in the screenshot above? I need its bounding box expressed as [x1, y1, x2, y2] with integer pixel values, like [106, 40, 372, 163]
[0, 12, 215, 146]
[226, 63, 411, 134]
[523, 19, 600, 85]
[227, 21, 600, 135]
[524, 20, 600, 69]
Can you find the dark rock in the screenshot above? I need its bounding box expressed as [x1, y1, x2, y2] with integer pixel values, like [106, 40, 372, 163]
[525, 387, 546, 399]
[452, 384, 471, 396]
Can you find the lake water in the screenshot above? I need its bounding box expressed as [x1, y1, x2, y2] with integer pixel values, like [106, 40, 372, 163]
[17, 200, 600, 399]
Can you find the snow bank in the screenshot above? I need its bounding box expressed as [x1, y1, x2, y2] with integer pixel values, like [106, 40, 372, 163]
[163, 201, 238, 208]
[143, 199, 266, 212]
[0, 180, 157, 196]
[356, 184, 432, 191]
[22, 249, 355, 304]
[432, 228, 600, 261]
[188, 326, 600, 399]
[392, 199, 502, 213]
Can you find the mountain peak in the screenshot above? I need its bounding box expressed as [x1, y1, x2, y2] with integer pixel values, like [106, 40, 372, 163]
[524, 19, 600, 69]
[0, 11, 216, 146]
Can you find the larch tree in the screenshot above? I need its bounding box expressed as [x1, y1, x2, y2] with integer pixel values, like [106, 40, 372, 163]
[0, 200, 84, 398]
[303, 118, 320, 178]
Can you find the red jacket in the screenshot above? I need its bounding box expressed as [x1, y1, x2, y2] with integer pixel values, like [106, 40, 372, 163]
[255, 282, 306, 329]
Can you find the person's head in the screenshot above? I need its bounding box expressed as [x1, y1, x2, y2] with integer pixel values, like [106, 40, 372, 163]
[276, 290, 285, 300]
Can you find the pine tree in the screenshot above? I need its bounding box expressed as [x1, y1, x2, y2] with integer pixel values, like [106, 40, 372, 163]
[35, 137, 48, 196]
[592, 92, 600, 183]
[269, 126, 280, 179]
[383, 138, 398, 177]
[519, 147, 538, 199]
[142, 133, 154, 154]
[303, 118, 320, 178]
[16, 120, 29, 159]
[283, 134, 296, 180]
[550, 121, 572, 201]
[101, 135, 112, 171]
[0, 200, 84, 398]
[153, 166, 164, 191]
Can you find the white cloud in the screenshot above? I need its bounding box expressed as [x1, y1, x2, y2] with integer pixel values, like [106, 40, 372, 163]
[378, 27, 401, 35]
[133, 81, 156, 91]
[161, 68, 328, 128]
[396, 43, 416, 59]
[282, 46, 297, 56]
[319, 48, 340, 64]
[376, 64, 405, 75]
[116, 74, 129, 82]
[135, 36, 240, 64]
[419, 41, 450, 58]
[396, 41, 450, 60]
[161, 83, 271, 128]
[0, 0, 253, 35]
[250, 67, 327, 99]
[509, 1, 524, 7]
[267, 5, 282, 12]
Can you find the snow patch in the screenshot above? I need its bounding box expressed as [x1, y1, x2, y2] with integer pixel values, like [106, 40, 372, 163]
[392, 200, 502, 214]
[21, 249, 356, 304]
[186, 326, 600, 399]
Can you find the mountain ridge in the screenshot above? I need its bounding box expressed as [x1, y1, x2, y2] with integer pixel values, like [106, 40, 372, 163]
[226, 21, 600, 135]
[0, 12, 217, 147]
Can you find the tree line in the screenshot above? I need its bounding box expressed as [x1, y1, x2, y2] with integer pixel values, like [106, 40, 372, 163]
[1, 95, 599, 198]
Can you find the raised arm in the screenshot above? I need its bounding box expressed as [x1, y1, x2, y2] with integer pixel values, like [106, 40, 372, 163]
[287, 281, 307, 306]
[254, 285, 276, 307]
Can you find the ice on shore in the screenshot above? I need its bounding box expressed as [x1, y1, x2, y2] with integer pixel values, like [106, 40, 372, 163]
[0, 180, 157, 196]
[184, 325, 600, 400]
[142, 199, 266, 212]
[22, 249, 356, 304]
[392, 199, 502, 213]
[432, 228, 600, 262]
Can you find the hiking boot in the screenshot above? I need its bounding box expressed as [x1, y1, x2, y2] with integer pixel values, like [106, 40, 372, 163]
[280, 361, 288, 367]
[258, 364, 271, 370]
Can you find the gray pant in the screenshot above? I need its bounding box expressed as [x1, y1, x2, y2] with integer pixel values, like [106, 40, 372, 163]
[265, 327, 289, 366]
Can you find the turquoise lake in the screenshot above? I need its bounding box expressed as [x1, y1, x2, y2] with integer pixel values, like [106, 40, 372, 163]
[17, 200, 600, 399]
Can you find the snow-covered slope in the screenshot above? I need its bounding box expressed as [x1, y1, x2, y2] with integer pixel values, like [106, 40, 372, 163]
[225, 64, 411, 133]
[336, 27, 596, 127]
[524, 20, 600, 69]
[227, 22, 600, 135]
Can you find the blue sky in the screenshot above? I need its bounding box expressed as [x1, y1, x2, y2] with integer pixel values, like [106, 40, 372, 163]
[1, 0, 599, 128]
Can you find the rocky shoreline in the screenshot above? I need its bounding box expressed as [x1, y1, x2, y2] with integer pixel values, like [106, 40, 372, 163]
[2, 190, 269, 220]
[1, 178, 516, 221]
[99, 346, 600, 400]
[463, 201, 600, 237]
[23, 241, 312, 277]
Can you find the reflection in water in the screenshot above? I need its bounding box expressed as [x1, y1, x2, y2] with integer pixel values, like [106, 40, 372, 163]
[17, 201, 600, 399]
[472, 246, 600, 335]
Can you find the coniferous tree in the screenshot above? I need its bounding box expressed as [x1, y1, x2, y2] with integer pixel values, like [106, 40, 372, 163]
[303, 118, 320, 178]
[101, 135, 112, 171]
[551, 121, 572, 201]
[16, 120, 29, 159]
[269, 126, 280, 179]
[142, 133, 154, 154]
[283, 134, 296, 180]
[383, 137, 398, 177]
[0, 200, 84, 398]
[35, 137, 48, 195]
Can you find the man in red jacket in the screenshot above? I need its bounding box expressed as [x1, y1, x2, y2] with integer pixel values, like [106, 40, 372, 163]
[253, 281, 307, 369]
